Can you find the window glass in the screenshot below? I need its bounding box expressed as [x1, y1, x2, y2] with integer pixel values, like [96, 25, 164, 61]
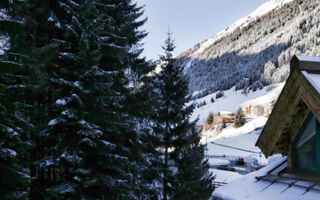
[293, 114, 319, 173]
[296, 117, 316, 148]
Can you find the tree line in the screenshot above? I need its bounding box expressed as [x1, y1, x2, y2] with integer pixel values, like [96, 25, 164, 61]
[0, 0, 213, 199]
[178, 0, 320, 100]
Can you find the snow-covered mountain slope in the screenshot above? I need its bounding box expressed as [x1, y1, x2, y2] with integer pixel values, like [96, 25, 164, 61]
[177, 0, 320, 98]
[192, 0, 294, 57]
[192, 83, 284, 125]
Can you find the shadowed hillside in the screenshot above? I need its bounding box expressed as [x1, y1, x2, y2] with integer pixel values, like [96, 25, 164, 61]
[176, 0, 320, 98]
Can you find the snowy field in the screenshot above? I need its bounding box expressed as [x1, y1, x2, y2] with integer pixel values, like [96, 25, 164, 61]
[202, 117, 267, 142]
[191, 83, 285, 186]
[206, 129, 267, 164]
[212, 155, 288, 199]
[209, 169, 242, 184]
[191, 83, 284, 125]
[195, 84, 284, 165]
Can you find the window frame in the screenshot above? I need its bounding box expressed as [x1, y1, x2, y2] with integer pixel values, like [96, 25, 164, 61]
[292, 112, 320, 174]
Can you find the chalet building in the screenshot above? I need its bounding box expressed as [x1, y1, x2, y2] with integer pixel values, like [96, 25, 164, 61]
[212, 55, 320, 200]
[242, 100, 276, 117]
[257, 55, 320, 174]
[218, 111, 234, 123]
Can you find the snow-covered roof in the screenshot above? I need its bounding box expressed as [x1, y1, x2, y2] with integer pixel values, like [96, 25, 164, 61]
[302, 71, 320, 94]
[219, 111, 233, 116]
[213, 155, 320, 200]
[290, 55, 320, 72]
[210, 169, 242, 184]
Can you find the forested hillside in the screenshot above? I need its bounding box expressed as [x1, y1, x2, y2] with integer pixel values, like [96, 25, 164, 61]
[177, 0, 320, 98]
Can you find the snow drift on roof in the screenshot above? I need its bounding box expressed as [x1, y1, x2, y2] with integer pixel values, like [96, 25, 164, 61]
[302, 71, 320, 94]
[212, 154, 320, 200]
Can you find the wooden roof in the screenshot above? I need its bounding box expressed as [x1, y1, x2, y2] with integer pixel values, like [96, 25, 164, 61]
[256, 158, 320, 199]
[256, 55, 320, 157]
[212, 156, 320, 199]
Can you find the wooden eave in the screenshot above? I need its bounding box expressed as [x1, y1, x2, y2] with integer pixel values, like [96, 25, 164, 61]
[256, 55, 320, 157]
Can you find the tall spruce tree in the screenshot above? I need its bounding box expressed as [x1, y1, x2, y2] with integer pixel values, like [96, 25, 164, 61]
[0, 1, 33, 198]
[0, 39, 29, 199]
[1, 0, 151, 199]
[0, 1, 216, 199]
[0, 59, 30, 200]
[151, 31, 214, 200]
[34, 0, 150, 199]
[1, 0, 75, 198]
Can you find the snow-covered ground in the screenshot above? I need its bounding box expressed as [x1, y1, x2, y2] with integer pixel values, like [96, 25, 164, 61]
[210, 169, 242, 184]
[194, 84, 284, 161]
[192, 83, 285, 187]
[192, 83, 284, 125]
[206, 129, 267, 164]
[212, 154, 288, 200]
[202, 117, 267, 142]
[208, 158, 231, 167]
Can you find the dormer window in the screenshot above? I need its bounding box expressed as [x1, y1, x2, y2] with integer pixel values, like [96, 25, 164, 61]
[257, 55, 320, 177]
[292, 113, 320, 174]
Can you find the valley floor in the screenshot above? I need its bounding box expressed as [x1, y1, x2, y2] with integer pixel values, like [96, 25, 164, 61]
[192, 84, 285, 191]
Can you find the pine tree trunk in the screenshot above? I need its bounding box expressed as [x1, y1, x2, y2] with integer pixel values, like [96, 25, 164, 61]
[29, 148, 36, 199]
[163, 145, 168, 200]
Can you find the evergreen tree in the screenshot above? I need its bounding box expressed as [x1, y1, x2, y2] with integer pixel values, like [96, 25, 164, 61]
[38, 1, 150, 199]
[206, 112, 214, 125]
[0, 41, 29, 199]
[202, 100, 207, 106]
[0, 66, 29, 199]
[222, 118, 227, 128]
[216, 91, 224, 99]
[1, 1, 214, 199]
[234, 107, 246, 128]
[1, 0, 78, 198]
[0, 1, 32, 198]
[1, 0, 151, 199]
[151, 31, 214, 200]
